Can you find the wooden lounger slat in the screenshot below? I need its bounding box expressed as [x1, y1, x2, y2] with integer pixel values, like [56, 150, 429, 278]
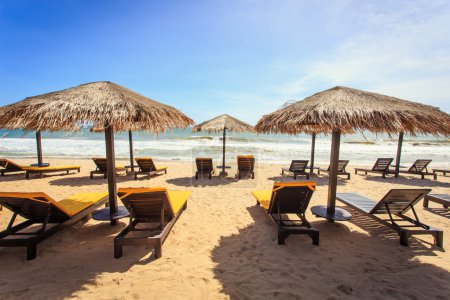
[133, 157, 167, 180]
[318, 160, 350, 179]
[114, 188, 189, 259]
[281, 160, 309, 179]
[252, 181, 319, 245]
[195, 157, 214, 179]
[423, 194, 450, 209]
[336, 189, 443, 248]
[237, 155, 255, 179]
[0, 192, 108, 259]
[354, 158, 393, 179]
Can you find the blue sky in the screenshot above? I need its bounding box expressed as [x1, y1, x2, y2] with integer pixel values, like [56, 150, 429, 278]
[1, 0, 449, 125]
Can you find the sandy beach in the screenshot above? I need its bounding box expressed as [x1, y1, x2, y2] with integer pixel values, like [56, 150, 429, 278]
[0, 158, 449, 299]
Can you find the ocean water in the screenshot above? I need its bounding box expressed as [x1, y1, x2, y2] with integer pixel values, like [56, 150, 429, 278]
[0, 129, 449, 166]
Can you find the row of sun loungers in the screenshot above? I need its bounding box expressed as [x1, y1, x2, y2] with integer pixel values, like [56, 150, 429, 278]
[355, 158, 438, 179]
[195, 156, 256, 179]
[0, 188, 190, 260]
[0, 183, 447, 260]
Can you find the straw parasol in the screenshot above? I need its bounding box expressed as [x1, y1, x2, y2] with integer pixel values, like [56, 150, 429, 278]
[0, 81, 194, 223]
[192, 114, 255, 175]
[256, 86, 450, 221]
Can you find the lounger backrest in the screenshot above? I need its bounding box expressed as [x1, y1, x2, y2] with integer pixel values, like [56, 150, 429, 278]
[408, 159, 431, 173]
[237, 155, 255, 172]
[92, 158, 108, 171]
[372, 158, 393, 171]
[118, 187, 175, 221]
[370, 189, 431, 214]
[326, 160, 349, 172]
[135, 157, 156, 172]
[0, 192, 71, 222]
[268, 181, 316, 215]
[196, 158, 213, 172]
[289, 160, 308, 172]
[0, 158, 23, 171]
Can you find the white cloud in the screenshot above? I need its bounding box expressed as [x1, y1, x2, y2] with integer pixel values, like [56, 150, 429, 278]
[273, 0, 450, 112]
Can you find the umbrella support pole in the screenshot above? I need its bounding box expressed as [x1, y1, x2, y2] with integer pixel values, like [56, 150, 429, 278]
[129, 130, 135, 172]
[105, 124, 118, 225]
[311, 129, 352, 222]
[395, 132, 403, 178]
[310, 133, 316, 174]
[31, 131, 49, 167]
[220, 128, 228, 176]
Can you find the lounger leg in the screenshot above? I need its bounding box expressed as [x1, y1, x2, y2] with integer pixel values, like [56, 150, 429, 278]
[306, 174, 310, 180]
[278, 231, 288, 245]
[252, 172, 254, 179]
[134, 173, 137, 180]
[399, 230, 410, 247]
[114, 241, 123, 258]
[104, 174, 107, 179]
[27, 245, 37, 260]
[90, 172, 93, 179]
[382, 173, 386, 179]
[26, 172, 30, 179]
[154, 241, 162, 258]
[435, 231, 443, 248]
[433, 174, 437, 180]
[209, 173, 212, 179]
[311, 231, 319, 246]
[423, 197, 429, 208]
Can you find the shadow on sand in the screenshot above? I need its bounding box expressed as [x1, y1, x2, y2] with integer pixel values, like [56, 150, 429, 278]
[211, 205, 449, 299]
[0, 219, 161, 299]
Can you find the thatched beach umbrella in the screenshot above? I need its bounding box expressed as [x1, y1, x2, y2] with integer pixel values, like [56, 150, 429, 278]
[0, 81, 194, 224]
[256, 86, 450, 221]
[192, 114, 255, 175]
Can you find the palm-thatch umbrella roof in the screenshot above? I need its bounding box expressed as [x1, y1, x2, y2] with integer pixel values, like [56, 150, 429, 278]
[0, 81, 194, 133]
[192, 114, 255, 133]
[0, 81, 194, 223]
[192, 114, 254, 175]
[256, 86, 450, 136]
[256, 86, 450, 222]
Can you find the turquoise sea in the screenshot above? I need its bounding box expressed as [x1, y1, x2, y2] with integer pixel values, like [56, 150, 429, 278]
[0, 129, 449, 166]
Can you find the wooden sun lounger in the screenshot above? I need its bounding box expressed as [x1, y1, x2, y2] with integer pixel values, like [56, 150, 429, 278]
[133, 157, 167, 180]
[354, 158, 393, 179]
[252, 181, 319, 245]
[397, 159, 436, 179]
[0, 191, 108, 259]
[317, 160, 351, 179]
[281, 160, 310, 179]
[237, 155, 255, 179]
[423, 194, 450, 209]
[114, 187, 190, 258]
[195, 157, 214, 179]
[23, 165, 81, 178]
[433, 169, 450, 176]
[336, 189, 443, 248]
[0, 158, 25, 176]
[90, 157, 126, 179]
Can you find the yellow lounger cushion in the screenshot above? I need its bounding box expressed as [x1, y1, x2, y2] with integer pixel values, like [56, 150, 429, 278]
[251, 190, 272, 210]
[58, 192, 108, 216]
[167, 191, 190, 214]
[118, 187, 190, 215]
[23, 165, 80, 171]
[156, 167, 167, 171]
[0, 191, 107, 217]
[115, 166, 126, 171]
